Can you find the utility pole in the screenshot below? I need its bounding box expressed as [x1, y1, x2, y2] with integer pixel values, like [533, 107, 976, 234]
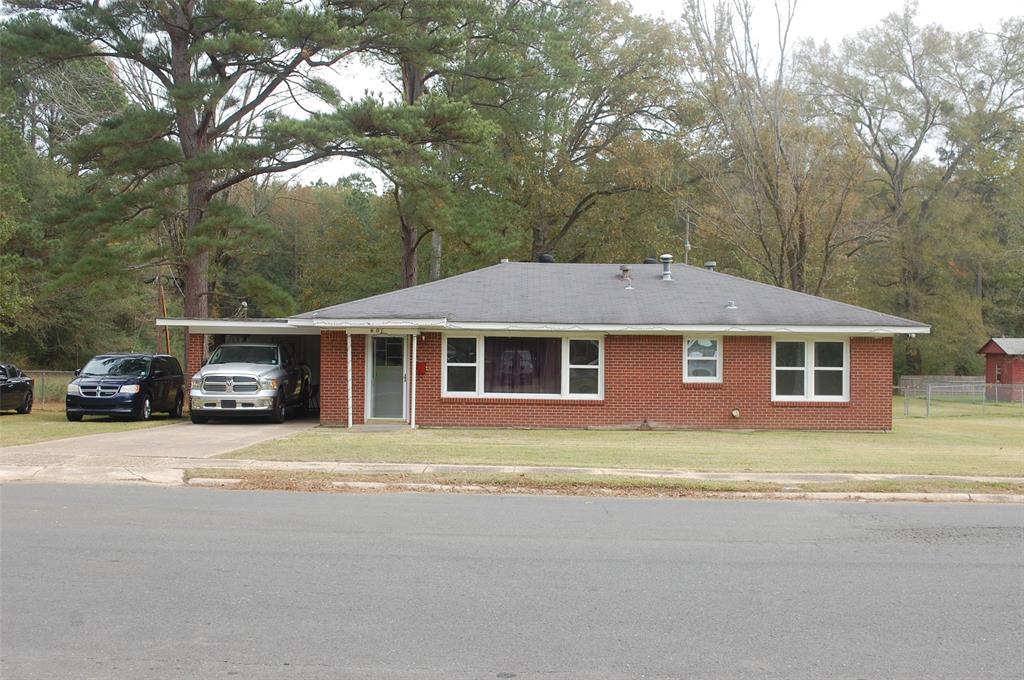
[156, 274, 171, 354]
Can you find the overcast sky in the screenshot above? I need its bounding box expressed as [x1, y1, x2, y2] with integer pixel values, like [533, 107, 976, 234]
[295, 0, 1021, 187]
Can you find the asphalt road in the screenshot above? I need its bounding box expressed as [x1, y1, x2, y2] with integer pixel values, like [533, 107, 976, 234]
[2, 486, 1022, 680]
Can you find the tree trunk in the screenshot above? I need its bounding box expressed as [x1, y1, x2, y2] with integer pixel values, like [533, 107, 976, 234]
[400, 217, 418, 288]
[170, 6, 211, 318]
[531, 224, 549, 261]
[182, 177, 211, 317]
[397, 56, 426, 288]
[429, 230, 443, 280]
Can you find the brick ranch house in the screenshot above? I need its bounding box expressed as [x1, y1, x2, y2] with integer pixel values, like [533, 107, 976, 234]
[159, 258, 930, 431]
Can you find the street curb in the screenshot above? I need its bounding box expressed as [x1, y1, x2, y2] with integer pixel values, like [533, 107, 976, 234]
[186, 477, 242, 488]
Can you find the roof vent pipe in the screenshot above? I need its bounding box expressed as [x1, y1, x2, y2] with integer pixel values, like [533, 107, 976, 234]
[538, 253, 556, 263]
[619, 264, 634, 290]
[704, 260, 717, 271]
[660, 253, 673, 281]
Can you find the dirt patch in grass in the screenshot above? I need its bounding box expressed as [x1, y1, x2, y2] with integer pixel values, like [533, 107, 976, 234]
[184, 468, 1024, 497]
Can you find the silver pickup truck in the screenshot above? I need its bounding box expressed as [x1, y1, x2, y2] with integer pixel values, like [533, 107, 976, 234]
[189, 343, 311, 424]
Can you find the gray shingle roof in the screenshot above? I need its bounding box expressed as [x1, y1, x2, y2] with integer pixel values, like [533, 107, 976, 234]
[990, 338, 1024, 355]
[293, 262, 925, 329]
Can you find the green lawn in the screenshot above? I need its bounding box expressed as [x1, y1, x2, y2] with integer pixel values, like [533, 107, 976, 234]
[0, 407, 179, 447]
[226, 412, 1024, 477]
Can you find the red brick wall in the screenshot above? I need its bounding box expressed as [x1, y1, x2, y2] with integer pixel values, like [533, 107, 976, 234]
[408, 334, 893, 431]
[320, 331, 346, 426]
[319, 331, 367, 426]
[185, 333, 206, 388]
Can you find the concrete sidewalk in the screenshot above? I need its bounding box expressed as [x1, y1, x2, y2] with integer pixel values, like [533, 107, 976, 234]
[1, 457, 1022, 503]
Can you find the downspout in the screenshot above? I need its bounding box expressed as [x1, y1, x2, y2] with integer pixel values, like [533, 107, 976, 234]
[346, 333, 353, 429]
[410, 334, 417, 429]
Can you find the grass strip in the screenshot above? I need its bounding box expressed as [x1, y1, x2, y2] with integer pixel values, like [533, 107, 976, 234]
[184, 468, 1024, 497]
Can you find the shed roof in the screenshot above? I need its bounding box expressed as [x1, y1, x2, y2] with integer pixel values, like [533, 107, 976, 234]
[979, 338, 1024, 356]
[292, 262, 926, 331]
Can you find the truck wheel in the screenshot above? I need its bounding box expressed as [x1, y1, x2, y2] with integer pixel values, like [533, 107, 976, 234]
[169, 392, 184, 418]
[66, 412, 83, 422]
[17, 391, 33, 414]
[268, 392, 286, 424]
[190, 412, 209, 424]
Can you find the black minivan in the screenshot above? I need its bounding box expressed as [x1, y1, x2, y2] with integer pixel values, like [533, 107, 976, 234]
[66, 354, 185, 422]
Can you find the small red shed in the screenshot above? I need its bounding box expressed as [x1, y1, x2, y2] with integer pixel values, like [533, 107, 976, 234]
[977, 338, 1024, 402]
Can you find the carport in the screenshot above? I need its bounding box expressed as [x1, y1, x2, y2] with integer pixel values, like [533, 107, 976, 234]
[156, 318, 321, 411]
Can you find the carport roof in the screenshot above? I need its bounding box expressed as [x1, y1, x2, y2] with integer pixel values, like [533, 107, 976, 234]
[289, 262, 927, 333]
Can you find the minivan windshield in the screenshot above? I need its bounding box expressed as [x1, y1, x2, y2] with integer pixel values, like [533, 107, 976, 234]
[208, 345, 278, 366]
[81, 356, 151, 378]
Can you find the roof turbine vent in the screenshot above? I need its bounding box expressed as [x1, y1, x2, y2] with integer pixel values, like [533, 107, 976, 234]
[619, 264, 634, 290]
[660, 253, 673, 281]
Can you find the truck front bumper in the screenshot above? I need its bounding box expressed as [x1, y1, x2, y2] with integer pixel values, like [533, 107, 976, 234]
[190, 389, 277, 415]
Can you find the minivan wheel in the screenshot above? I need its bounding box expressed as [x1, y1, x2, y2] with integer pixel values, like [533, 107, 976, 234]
[137, 395, 152, 422]
[268, 392, 286, 424]
[17, 391, 33, 414]
[169, 392, 184, 418]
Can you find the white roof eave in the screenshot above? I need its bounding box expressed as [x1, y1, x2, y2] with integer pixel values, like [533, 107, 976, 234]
[159, 317, 929, 336]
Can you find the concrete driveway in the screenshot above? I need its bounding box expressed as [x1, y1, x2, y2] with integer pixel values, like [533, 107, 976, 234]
[0, 418, 317, 484]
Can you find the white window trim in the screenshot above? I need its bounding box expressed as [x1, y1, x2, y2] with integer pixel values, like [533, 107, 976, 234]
[771, 337, 850, 402]
[441, 334, 604, 400]
[683, 336, 723, 383]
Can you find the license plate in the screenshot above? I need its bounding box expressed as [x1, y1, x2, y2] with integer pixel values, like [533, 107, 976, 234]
[221, 400, 236, 409]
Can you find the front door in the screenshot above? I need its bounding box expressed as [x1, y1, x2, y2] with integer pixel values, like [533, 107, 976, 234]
[370, 336, 406, 419]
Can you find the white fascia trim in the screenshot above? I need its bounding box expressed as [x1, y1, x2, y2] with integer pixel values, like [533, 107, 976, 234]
[442, 322, 930, 335]
[157, 318, 317, 335]
[289, 318, 447, 331]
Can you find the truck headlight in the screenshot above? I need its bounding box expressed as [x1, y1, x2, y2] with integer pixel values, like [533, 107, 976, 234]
[66, 383, 80, 395]
[119, 384, 140, 394]
[191, 376, 202, 389]
[259, 377, 279, 390]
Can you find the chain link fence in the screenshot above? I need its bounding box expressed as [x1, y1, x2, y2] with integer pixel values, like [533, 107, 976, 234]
[895, 383, 1024, 418]
[22, 370, 77, 405]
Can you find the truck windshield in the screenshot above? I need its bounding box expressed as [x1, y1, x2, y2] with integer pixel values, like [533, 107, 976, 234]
[81, 356, 151, 377]
[208, 346, 278, 365]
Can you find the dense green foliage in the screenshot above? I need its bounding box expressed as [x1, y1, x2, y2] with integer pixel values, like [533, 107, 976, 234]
[1, 1, 1021, 377]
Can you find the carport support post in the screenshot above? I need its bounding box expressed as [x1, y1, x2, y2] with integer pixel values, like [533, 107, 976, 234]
[410, 334, 417, 429]
[346, 333, 353, 429]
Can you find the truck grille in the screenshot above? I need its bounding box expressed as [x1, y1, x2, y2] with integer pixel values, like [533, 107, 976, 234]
[79, 382, 119, 397]
[202, 376, 260, 394]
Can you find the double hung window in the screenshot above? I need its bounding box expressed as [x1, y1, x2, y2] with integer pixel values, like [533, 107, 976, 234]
[684, 337, 722, 383]
[772, 339, 848, 401]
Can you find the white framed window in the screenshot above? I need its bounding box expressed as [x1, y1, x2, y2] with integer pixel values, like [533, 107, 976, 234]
[444, 336, 478, 393]
[684, 337, 722, 383]
[567, 339, 601, 395]
[441, 334, 603, 399]
[771, 338, 849, 402]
